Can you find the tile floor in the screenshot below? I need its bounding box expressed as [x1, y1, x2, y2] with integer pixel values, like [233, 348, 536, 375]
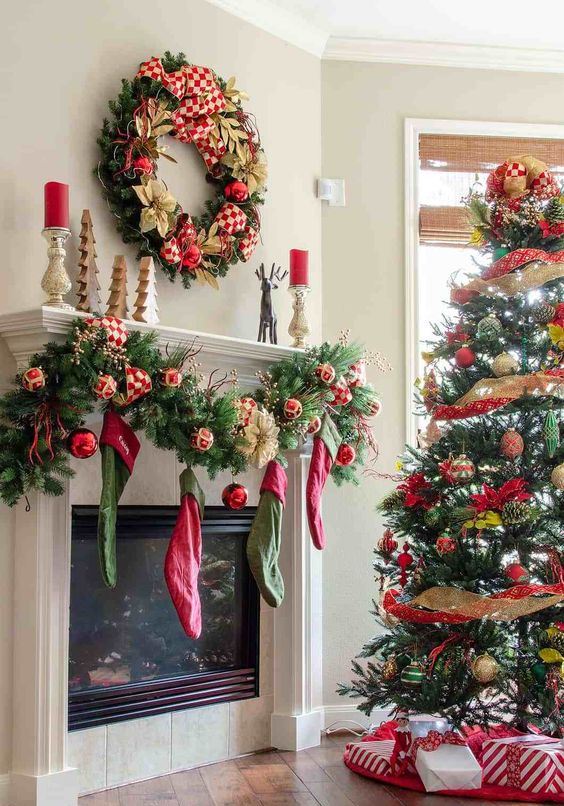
[77, 732, 520, 805]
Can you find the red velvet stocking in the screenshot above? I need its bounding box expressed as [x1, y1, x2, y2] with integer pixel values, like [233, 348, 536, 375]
[164, 467, 205, 639]
[306, 414, 341, 550]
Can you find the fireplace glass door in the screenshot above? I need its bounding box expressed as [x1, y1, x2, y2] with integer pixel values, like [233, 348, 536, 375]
[69, 505, 259, 729]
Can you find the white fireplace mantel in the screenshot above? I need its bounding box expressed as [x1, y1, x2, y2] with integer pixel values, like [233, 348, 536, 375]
[0, 307, 323, 806]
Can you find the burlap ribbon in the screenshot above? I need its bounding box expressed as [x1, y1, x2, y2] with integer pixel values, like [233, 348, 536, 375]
[137, 58, 227, 169]
[433, 371, 564, 421]
[383, 583, 564, 624]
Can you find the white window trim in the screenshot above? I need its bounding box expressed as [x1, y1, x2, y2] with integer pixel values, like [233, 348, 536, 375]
[404, 117, 564, 447]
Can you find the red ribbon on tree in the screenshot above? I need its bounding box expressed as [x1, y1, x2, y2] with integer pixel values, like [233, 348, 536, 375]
[28, 402, 68, 465]
[482, 247, 564, 282]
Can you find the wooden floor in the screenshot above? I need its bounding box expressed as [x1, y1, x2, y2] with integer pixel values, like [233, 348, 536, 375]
[78, 731, 516, 805]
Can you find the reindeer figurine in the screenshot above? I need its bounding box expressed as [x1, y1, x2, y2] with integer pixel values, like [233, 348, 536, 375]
[255, 263, 288, 344]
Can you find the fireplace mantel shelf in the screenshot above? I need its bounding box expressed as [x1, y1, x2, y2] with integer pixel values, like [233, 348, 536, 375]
[0, 306, 298, 384]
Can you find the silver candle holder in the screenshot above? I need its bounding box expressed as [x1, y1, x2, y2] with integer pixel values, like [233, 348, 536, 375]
[41, 227, 74, 309]
[288, 284, 311, 349]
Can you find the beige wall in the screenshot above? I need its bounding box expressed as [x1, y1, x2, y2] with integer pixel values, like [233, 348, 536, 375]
[321, 60, 564, 707]
[0, 0, 322, 776]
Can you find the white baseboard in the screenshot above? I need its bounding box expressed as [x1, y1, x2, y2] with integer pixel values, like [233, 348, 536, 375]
[0, 775, 10, 806]
[320, 704, 391, 733]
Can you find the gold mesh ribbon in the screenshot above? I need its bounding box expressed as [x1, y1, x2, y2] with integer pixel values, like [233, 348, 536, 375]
[412, 586, 564, 622]
[454, 372, 564, 407]
[464, 261, 564, 297]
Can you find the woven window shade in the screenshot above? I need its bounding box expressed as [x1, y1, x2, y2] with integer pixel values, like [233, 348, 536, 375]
[420, 135, 564, 175]
[418, 134, 564, 245]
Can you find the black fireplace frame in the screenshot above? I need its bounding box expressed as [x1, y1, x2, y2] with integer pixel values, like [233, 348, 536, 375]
[68, 505, 260, 730]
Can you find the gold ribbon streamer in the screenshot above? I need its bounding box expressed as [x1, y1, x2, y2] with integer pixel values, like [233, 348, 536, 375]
[411, 586, 564, 622]
[463, 261, 564, 298]
[453, 372, 564, 407]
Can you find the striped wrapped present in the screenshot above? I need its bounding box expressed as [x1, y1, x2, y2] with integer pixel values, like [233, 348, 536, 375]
[482, 735, 564, 795]
[346, 740, 415, 777]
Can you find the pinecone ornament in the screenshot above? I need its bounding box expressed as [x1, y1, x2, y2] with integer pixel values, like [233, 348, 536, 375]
[531, 300, 556, 325]
[378, 489, 405, 510]
[546, 628, 564, 653]
[546, 197, 564, 224]
[502, 500, 530, 526]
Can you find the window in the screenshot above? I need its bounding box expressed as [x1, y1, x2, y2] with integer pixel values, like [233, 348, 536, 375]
[404, 120, 564, 445]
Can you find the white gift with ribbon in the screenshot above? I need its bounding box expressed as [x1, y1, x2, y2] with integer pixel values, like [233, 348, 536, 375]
[411, 730, 482, 792]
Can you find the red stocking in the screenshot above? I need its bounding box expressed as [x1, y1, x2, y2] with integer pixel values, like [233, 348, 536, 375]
[165, 467, 205, 639]
[306, 414, 341, 550]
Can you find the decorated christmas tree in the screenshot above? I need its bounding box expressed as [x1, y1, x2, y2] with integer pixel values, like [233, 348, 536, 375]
[341, 156, 564, 735]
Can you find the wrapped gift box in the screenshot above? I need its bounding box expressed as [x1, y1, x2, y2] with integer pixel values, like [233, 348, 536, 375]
[414, 743, 482, 792]
[346, 740, 416, 777]
[482, 735, 564, 794]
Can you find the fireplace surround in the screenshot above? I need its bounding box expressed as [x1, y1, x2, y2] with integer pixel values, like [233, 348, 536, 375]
[0, 307, 323, 806]
[68, 505, 260, 729]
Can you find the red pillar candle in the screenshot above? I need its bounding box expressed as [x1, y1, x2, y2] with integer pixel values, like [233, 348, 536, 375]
[289, 249, 309, 286]
[44, 182, 69, 229]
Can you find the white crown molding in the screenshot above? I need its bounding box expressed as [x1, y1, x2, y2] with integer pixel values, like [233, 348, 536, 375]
[204, 0, 328, 57]
[323, 36, 564, 73]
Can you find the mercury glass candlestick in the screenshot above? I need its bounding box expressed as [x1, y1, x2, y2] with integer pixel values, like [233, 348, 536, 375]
[41, 227, 74, 309]
[288, 284, 311, 349]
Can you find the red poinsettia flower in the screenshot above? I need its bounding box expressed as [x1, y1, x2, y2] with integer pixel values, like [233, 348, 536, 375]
[471, 477, 531, 514]
[398, 472, 440, 510]
[540, 221, 564, 239]
[551, 303, 564, 327]
[438, 459, 456, 484]
[446, 323, 471, 345]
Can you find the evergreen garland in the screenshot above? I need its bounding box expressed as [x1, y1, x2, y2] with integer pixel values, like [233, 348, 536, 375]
[0, 319, 381, 507]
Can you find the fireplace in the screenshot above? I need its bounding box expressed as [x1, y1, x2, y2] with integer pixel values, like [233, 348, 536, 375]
[68, 505, 259, 730]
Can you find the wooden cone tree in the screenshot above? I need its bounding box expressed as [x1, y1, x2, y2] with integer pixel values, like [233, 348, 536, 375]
[76, 209, 101, 312]
[106, 255, 129, 319]
[132, 257, 159, 325]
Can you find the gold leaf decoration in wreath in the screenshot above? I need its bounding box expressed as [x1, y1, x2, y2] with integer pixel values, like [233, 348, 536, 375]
[97, 52, 266, 291]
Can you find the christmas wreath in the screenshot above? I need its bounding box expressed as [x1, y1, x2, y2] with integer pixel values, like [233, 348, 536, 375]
[97, 52, 267, 291]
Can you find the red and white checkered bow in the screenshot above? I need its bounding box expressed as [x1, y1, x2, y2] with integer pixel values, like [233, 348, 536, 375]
[85, 316, 129, 348]
[160, 215, 198, 265]
[117, 367, 152, 407]
[410, 730, 466, 760]
[214, 202, 247, 235]
[238, 225, 259, 262]
[137, 58, 227, 170]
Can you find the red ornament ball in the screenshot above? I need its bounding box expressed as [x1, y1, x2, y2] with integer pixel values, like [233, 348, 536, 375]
[500, 428, 524, 460]
[160, 367, 183, 388]
[22, 367, 46, 392]
[67, 428, 98, 459]
[455, 346, 476, 368]
[225, 181, 249, 202]
[307, 416, 322, 435]
[504, 561, 530, 585]
[284, 398, 303, 420]
[94, 373, 117, 400]
[435, 535, 457, 555]
[182, 243, 202, 270]
[368, 399, 382, 417]
[378, 528, 398, 556]
[315, 363, 336, 384]
[222, 482, 249, 510]
[191, 427, 214, 452]
[237, 397, 257, 427]
[336, 443, 356, 466]
[133, 156, 154, 175]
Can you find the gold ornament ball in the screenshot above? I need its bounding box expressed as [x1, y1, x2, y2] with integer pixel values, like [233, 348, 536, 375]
[471, 653, 499, 683]
[551, 463, 564, 490]
[492, 352, 519, 377]
[381, 657, 398, 681]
